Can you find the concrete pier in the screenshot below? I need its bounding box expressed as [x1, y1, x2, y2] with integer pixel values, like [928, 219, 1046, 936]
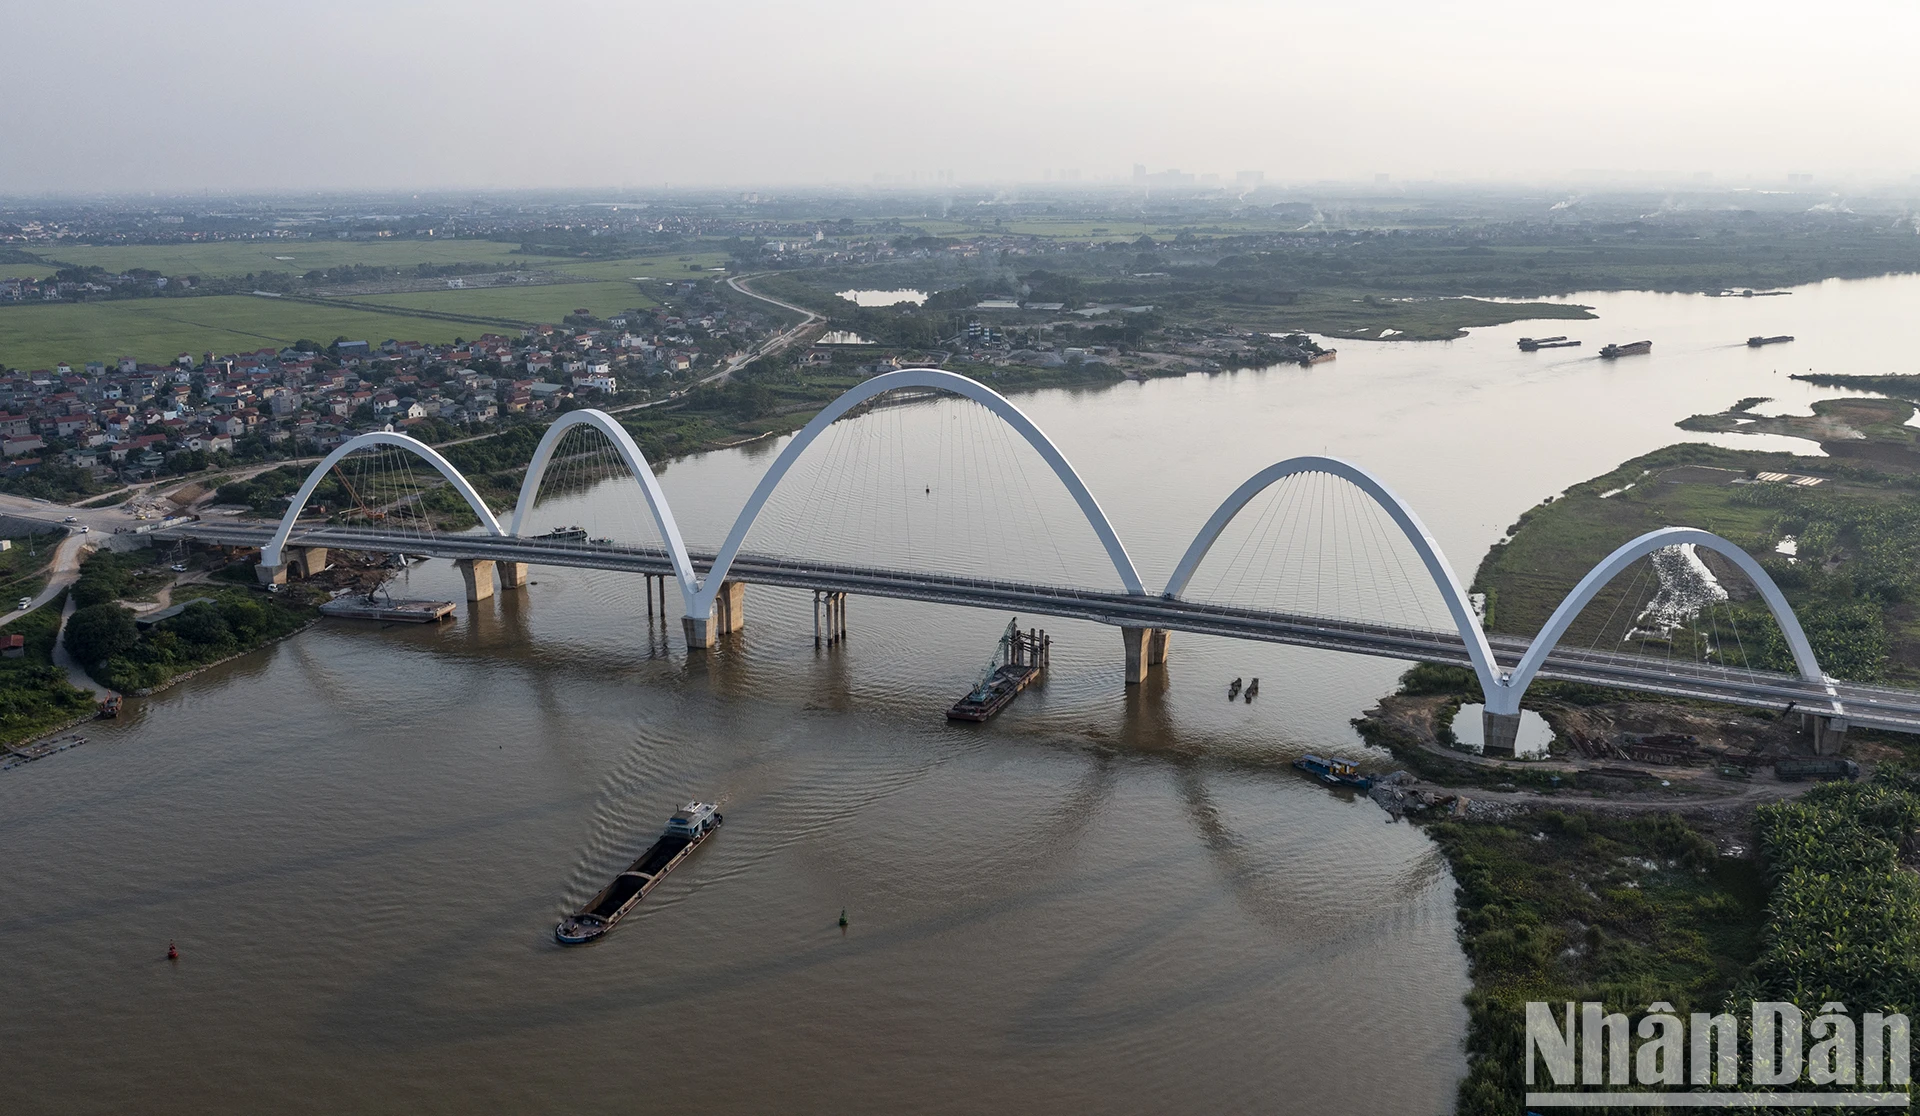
[498, 561, 529, 589]
[1120, 626, 1170, 684]
[1805, 713, 1850, 755]
[685, 580, 748, 649]
[1481, 710, 1522, 756]
[455, 558, 496, 602]
[256, 546, 330, 586]
[292, 546, 329, 578]
[1121, 626, 1150, 684]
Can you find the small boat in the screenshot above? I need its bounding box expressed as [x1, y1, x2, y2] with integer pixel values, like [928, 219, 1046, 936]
[1293, 754, 1373, 789]
[1599, 341, 1652, 359]
[1228, 677, 1243, 700]
[98, 695, 122, 718]
[556, 801, 722, 945]
[1244, 678, 1259, 703]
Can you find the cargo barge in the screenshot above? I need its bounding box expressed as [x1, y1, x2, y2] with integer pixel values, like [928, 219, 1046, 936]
[556, 801, 722, 945]
[947, 619, 1050, 722]
[319, 596, 456, 623]
[1747, 335, 1795, 348]
[1517, 336, 1581, 351]
[1599, 340, 1652, 360]
[1293, 754, 1373, 789]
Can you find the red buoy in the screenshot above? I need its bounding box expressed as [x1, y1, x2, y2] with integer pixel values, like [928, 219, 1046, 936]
[166, 941, 178, 961]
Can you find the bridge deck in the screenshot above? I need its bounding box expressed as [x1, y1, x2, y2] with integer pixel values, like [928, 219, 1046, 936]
[160, 522, 1920, 734]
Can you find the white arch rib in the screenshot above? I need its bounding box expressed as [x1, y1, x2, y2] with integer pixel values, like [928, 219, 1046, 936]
[509, 408, 698, 597]
[1496, 526, 1833, 714]
[1164, 456, 1505, 700]
[262, 431, 504, 566]
[689, 368, 1146, 617]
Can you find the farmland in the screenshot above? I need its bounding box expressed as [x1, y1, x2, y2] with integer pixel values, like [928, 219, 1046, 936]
[0, 295, 487, 369]
[0, 244, 738, 369]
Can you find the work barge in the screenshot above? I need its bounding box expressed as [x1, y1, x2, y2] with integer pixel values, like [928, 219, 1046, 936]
[948, 619, 1052, 722]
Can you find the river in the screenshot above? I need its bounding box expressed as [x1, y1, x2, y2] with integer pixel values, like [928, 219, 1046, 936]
[3, 274, 1910, 1115]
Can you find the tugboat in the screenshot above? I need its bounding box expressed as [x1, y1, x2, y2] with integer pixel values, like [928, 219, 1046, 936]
[555, 801, 722, 945]
[1293, 754, 1374, 789]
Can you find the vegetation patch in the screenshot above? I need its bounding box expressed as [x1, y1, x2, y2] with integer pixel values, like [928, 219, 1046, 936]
[0, 591, 97, 746]
[66, 587, 317, 694]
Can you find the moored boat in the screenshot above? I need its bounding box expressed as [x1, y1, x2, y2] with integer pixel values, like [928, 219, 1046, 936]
[1293, 754, 1374, 789]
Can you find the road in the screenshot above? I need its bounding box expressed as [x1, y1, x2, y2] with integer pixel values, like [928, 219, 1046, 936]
[0, 532, 89, 627]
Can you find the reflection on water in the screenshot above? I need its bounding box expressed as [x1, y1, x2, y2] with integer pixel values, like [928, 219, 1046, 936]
[1450, 704, 1555, 758]
[7, 274, 1920, 1114]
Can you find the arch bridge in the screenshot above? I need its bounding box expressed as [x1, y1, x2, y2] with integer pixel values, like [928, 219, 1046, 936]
[163, 369, 1910, 747]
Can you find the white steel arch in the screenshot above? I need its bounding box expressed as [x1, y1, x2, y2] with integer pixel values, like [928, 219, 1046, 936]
[1496, 527, 1833, 714]
[689, 368, 1146, 618]
[1164, 456, 1505, 699]
[261, 431, 504, 566]
[509, 408, 698, 597]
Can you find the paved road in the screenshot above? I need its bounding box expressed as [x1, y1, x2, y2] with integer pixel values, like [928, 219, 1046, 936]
[50, 592, 106, 697]
[0, 533, 89, 627]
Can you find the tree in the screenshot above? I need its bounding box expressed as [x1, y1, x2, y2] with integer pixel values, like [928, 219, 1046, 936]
[166, 601, 233, 652]
[65, 604, 138, 665]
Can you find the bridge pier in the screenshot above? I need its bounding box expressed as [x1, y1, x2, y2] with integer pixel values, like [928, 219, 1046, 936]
[1481, 710, 1522, 756]
[292, 546, 329, 578]
[815, 591, 847, 647]
[684, 580, 747, 649]
[1120, 627, 1170, 684]
[255, 562, 288, 586]
[498, 561, 529, 590]
[455, 558, 496, 602]
[1804, 713, 1850, 755]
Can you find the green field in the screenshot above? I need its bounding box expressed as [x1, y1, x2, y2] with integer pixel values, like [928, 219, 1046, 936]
[36, 239, 528, 278]
[0, 245, 751, 368]
[550, 251, 730, 281]
[343, 280, 653, 323]
[0, 295, 487, 368]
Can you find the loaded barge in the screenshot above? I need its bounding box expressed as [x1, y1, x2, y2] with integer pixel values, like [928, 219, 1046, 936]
[1599, 340, 1652, 360]
[556, 801, 722, 945]
[1517, 336, 1581, 351]
[947, 619, 1050, 721]
[1747, 335, 1795, 348]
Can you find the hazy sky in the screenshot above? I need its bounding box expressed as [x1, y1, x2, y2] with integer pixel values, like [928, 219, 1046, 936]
[4, 0, 1917, 193]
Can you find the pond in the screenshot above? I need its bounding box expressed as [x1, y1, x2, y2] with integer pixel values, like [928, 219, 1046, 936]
[1449, 704, 1555, 758]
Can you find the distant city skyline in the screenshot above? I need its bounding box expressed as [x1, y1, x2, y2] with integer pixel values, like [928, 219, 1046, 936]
[3, 0, 1917, 194]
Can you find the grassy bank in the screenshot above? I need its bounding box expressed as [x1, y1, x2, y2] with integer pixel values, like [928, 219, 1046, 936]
[1433, 809, 1766, 1114]
[1432, 774, 1920, 1114]
[1472, 442, 1920, 683]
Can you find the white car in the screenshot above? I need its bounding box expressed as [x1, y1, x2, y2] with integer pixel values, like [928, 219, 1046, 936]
[170, 563, 188, 573]
[17, 597, 30, 610]
[63, 515, 78, 523]
[77, 526, 90, 534]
